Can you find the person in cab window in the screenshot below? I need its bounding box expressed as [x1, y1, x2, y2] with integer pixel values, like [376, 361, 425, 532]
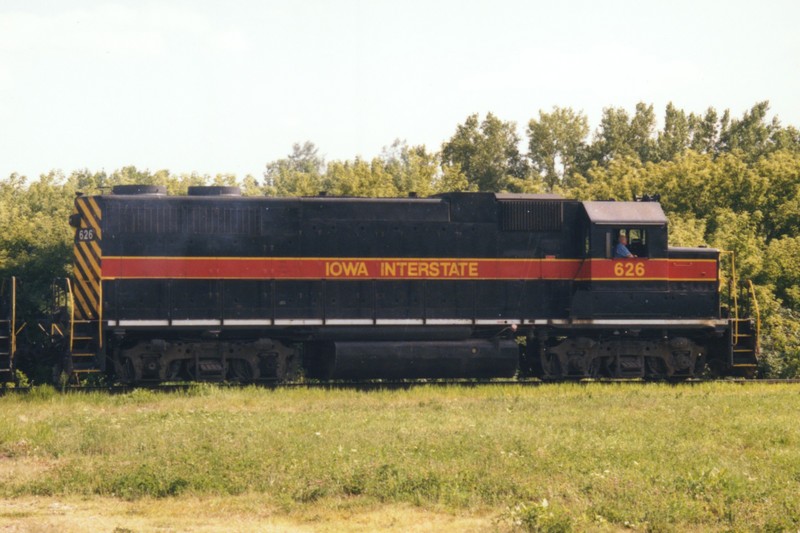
[614, 234, 636, 258]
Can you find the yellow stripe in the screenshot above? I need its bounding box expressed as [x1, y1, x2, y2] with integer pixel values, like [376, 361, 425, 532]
[75, 278, 99, 309]
[78, 199, 102, 240]
[74, 284, 98, 318]
[86, 197, 103, 239]
[78, 201, 100, 232]
[72, 286, 93, 319]
[77, 243, 101, 278]
[100, 255, 588, 262]
[580, 277, 716, 282]
[76, 272, 98, 309]
[88, 240, 102, 261]
[74, 274, 98, 310]
[74, 254, 100, 302]
[87, 197, 102, 220]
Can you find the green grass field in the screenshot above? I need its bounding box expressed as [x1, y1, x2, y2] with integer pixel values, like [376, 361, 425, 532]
[1, 383, 799, 532]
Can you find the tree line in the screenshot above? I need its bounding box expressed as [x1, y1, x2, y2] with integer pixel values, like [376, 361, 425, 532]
[1, 101, 798, 377]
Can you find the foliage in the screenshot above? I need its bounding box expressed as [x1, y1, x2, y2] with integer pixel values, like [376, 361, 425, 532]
[1, 100, 799, 376]
[527, 107, 589, 189]
[441, 113, 532, 192]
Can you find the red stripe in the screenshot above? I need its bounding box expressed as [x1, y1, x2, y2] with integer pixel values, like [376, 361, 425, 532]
[102, 257, 717, 281]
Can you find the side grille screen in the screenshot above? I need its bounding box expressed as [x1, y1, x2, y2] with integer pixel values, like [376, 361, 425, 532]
[500, 201, 563, 232]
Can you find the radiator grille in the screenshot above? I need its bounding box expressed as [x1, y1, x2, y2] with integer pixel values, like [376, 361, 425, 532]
[500, 201, 563, 232]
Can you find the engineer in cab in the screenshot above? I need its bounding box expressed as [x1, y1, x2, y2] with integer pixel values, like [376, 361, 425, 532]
[614, 234, 637, 258]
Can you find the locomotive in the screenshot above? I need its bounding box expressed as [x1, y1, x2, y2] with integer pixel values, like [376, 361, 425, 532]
[2, 186, 759, 384]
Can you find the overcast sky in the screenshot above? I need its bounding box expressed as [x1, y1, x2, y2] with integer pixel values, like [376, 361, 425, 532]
[1, 0, 798, 180]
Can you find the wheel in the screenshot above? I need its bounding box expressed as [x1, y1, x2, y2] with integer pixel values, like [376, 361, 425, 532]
[228, 359, 256, 382]
[116, 357, 136, 384]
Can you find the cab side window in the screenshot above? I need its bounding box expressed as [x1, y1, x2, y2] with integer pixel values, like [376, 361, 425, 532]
[609, 228, 648, 258]
[628, 229, 647, 257]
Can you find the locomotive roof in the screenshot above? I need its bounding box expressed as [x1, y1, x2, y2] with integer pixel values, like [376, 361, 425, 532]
[583, 201, 667, 225]
[493, 193, 565, 200]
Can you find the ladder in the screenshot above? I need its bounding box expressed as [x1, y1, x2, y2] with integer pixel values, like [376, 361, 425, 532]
[67, 278, 104, 381]
[50, 279, 103, 384]
[729, 317, 758, 378]
[0, 278, 16, 381]
[720, 253, 760, 378]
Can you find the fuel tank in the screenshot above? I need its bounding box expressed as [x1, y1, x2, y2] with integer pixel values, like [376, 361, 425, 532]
[305, 339, 519, 379]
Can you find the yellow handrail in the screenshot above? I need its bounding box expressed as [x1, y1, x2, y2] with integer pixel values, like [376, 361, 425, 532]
[747, 280, 761, 356]
[98, 278, 103, 351]
[10, 277, 16, 370]
[66, 278, 75, 354]
[719, 250, 739, 344]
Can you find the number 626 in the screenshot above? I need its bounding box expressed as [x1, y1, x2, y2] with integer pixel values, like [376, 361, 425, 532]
[614, 262, 645, 277]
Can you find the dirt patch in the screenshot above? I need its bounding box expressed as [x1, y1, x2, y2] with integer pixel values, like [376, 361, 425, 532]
[0, 496, 493, 532]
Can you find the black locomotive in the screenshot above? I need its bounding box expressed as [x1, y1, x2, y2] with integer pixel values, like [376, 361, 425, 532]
[2, 186, 759, 384]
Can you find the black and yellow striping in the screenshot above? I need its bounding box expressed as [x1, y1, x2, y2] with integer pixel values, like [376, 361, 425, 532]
[73, 197, 102, 320]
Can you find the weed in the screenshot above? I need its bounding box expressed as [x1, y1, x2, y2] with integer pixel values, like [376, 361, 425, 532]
[504, 499, 573, 533]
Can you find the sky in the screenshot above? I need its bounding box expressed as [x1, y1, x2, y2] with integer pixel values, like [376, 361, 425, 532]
[1, 0, 798, 180]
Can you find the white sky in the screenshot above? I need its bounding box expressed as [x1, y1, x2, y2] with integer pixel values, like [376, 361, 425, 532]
[1, 0, 798, 180]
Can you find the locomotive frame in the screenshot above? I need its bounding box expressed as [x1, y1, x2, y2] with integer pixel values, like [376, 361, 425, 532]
[9, 186, 760, 384]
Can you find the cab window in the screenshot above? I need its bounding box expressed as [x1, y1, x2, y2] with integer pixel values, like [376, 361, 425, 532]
[608, 228, 648, 258]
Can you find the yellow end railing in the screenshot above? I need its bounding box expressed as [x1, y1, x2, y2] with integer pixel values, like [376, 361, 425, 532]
[719, 250, 740, 344]
[747, 279, 761, 355]
[10, 277, 16, 369]
[65, 278, 75, 354]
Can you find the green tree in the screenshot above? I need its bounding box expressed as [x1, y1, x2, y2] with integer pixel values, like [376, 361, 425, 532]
[590, 103, 657, 165]
[656, 103, 691, 161]
[688, 107, 720, 154]
[763, 236, 800, 310]
[441, 113, 529, 191]
[324, 158, 398, 197]
[526, 106, 589, 189]
[264, 142, 325, 196]
[756, 151, 800, 239]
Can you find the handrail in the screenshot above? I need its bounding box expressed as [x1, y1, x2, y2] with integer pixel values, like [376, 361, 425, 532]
[98, 277, 103, 351]
[719, 250, 739, 344]
[747, 280, 761, 356]
[10, 277, 16, 369]
[65, 278, 75, 354]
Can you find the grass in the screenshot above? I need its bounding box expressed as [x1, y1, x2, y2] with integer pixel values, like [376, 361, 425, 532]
[1, 383, 799, 531]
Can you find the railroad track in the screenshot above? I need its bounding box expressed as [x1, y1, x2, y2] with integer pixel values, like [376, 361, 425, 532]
[2, 378, 800, 395]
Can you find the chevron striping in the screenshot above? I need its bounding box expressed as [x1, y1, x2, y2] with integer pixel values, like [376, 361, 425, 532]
[78, 204, 100, 236]
[72, 269, 98, 310]
[77, 243, 101, 278]
[88, 240, 101, 260]
[74, 278, 98, 311]
[78, 199, 102, 239]
[74, 279, 98, 313]
[76, 244, 101, 281]
[72, 283, 93, 319]
[86, 197, 103, 239]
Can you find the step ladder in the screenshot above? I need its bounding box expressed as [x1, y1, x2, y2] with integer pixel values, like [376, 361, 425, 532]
[729, 317, 758, 378]
[70, 319, 102, 376]
[0, 278, 17, 382]
[719, 253, 760, 379]
[55, 279, 104, 384]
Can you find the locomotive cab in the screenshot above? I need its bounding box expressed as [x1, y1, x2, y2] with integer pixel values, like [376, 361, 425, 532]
[571, 200, 669, 318]
[583, 201, 668, 260]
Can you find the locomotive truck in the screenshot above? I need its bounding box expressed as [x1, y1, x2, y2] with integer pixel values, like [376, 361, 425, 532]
[1, 186, 758, 384]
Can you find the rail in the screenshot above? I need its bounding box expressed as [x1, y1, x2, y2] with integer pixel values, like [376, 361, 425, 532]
[719, 250, 740, 343]
[11, 277, 16, 371]
[66, 278, 76, 354]
[747, 279, 761, 356]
